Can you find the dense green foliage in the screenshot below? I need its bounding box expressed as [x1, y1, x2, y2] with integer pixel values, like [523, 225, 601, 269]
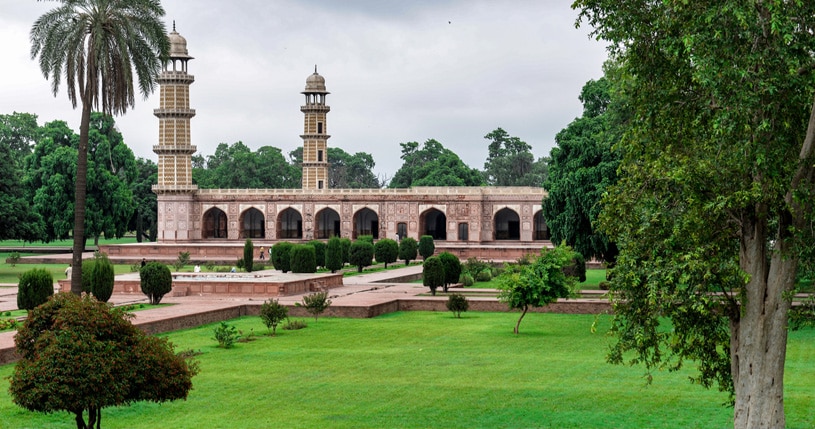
[438, 252, 462, 293]
[0, 112, 39, 168]
[349, 240, 374, 273]
[374, 238, 399, 268]
[325, 236, 344, 273]
[140, 262, 172, 305]
[389, 139, 484, 188]
[422, 256, 445, 296]
[482, 128, 547, 186]
[259, 298, 288, 336]
[212, 322, 239, 348]
[398, 237, 418, 266]
[0, 120, 43, 241]
[16, 268, 54, 311]
[129, 157, 158, 242]
[88, 252, 114, 302]
[289, 146, 381, 188]
[290, 244, 317, 273]
[308, 240, 326, 269]
[193, 142, 300, 189]
[575, 2, 815, 425]
[418, 235, 435, 260]
[271, 242, 294, 273]
[498, 244, 577, 334]
[562, 252, 587, 283]
[243, 239, 254, 273]
[340, 237, 352, 264]
[9, 293, 197, 429]
[543, 77, 621, 263]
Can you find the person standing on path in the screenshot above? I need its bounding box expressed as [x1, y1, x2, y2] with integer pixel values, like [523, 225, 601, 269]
[259, 246, 265, 260]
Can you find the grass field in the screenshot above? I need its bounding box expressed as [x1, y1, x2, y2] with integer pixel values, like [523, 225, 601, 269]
[1, 312, 813, 429]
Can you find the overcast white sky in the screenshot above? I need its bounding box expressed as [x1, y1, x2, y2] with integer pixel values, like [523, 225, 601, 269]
[0, 0, 608, 179]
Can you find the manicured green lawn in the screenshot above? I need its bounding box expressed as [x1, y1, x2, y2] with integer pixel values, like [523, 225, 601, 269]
[0, 254, 134, 284]
[1, 312, 811, 428]
[0, 237, 137, 247]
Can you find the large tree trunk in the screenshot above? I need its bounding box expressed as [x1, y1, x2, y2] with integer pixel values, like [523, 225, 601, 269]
[732, 214, 794, 428]
[70, 102, 92, 295]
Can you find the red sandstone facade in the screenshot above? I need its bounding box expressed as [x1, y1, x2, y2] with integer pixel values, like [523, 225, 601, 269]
[149, 28, 551, 260]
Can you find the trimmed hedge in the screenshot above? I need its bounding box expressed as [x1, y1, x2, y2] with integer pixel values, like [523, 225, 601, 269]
[17, 268, 54, 310]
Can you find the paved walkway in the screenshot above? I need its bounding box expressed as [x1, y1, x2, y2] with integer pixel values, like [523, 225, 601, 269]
[0, 265, 429, 364]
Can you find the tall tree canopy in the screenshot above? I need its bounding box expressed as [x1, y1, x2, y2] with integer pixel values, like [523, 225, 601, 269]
[25, 115, 137, 246]
[289, 146, 381, 188]
[0, 136, 44, 242]
[389, 139, 484, 188]
[482, 128, 547, 186]
[543, 76, 621, 263]
[30, 0, 169, 294]
[0, 112, 40, 168]
[194, 141, 300, 189]
[129, 157, 158, 242]
[575, 1, 815, 427]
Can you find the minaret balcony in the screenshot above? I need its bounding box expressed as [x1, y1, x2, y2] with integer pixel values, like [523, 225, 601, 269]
[153, 144, 198, 154]
[157, 72, 195, 84]
[154, 108, 196, 118]
[152, 184, 199, 194]
[300, 105, 331, 113]
[300, 134, 331, 140]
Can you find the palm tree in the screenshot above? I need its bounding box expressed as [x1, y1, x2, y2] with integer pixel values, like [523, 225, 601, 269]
[30, 0, 169, 296]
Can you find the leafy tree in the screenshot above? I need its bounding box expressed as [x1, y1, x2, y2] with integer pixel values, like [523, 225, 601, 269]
[298, 291, 332, 321]
[438, 252, 462, 293]
[374, 238, 399, 268]
[575, 2, 815, 426]
[340, 237, 352, 264]
[389, 139, 484, 188]
[497, 244, 577, 334]
[271, 242, 294, 273]
[325, 236, 344, 273]
[290, 244, 317, 273]
[349, 240, 374, 273]
[0, 136, 44, 242]
[243, 239, 254, 273]
[398, 237, 418, 266]
[129, 157, 158, 242]
[16, 269, 54, 311]
[543, 76, 621, 263]
[0, 112, 40, 168]
[418, 235, 435, 260]
[10, 293, 197, 429]
[259, 299, 288, 336]
[195, 142, 300, 189]
[482, 128, 546, 186]
[308, 240, 326, 269]
[422, 256, 444, 296]
[30, 0, 169, 295]
[140, 262, 172, 305]
[290, 146, 380, 188]
[446, 293, 469, 318]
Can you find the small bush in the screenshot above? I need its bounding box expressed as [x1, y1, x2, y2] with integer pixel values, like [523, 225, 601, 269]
[357, 235, 374, 244]
[89, 252, 115, 303]
[297, 291, 332, 321]
[446, 293, 469, 318]
[243, 239, 254, 273]
[81, 259, 96, 294]
[460, 273, 475, 286]
[205, 261, 216, 271]
[340, 238, 352, 264]
[8, 251, 20, 267]
[174, 251, 191, 271]
[260, 299, 289, 336]
[374, 238, 399, 268]
[562, 252, 587, 282]
[290, 244, 317, 273]
[419, 235, 435, 260]
[463, 257, 490, 277]
[423, 256, 445, 296]
[349, 240, 374, 273]
[272, 242, 294, 273]
[325, 236, 344, 273]
[438, 252, 462, 293]
[399, 237, 418, 266]
[130, 263, 141, 272]
[0, 318, 20, 331]
[599, 281, 610, 290]
[213, 322, 239, 348]
[17, 268, 54, 311]
[309, 240, 326, 269]
[476, 269, 493, 282]
[283, 319, 308, 330]
[140, 262, 173, 305]
[235, 257, 245, 270]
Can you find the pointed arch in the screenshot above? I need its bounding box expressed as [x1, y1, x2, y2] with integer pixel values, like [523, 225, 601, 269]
[240, 207, 265, 239]
[533, 210, 550, 240]
[495, 208, 520, 240]
[353, 208, 379, 239]
[203, 208, 228, 239]
[277, 208, 303, 239]
[420, 208, 447, 240]
[315, 207, 341, 239]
